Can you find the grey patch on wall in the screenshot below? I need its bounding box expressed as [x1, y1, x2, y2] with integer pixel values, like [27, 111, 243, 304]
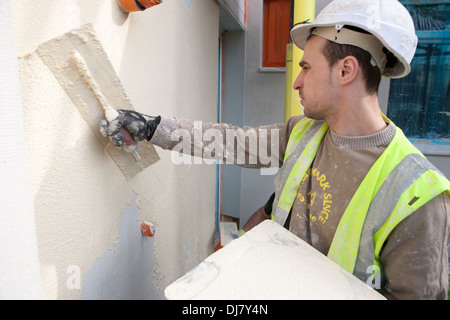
[81, 193, 164, 299]
[182, 0, 194, 10]
[182, 235, 191, 261]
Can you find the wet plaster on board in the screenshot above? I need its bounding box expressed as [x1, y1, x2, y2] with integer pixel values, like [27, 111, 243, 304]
[165, 220, 386, 300]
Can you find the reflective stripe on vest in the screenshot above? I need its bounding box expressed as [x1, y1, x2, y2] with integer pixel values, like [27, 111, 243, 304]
[271, 118, 328, 226]
[353, 154, 449, 281]
[272, 117, 450, 284]
[328, 127, 450, 281]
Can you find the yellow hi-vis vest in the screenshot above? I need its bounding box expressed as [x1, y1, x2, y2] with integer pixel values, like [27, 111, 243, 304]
[271, 116, 450, 286]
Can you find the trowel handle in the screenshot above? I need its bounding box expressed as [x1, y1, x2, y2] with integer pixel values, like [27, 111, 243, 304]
[71, 51, 137, 153]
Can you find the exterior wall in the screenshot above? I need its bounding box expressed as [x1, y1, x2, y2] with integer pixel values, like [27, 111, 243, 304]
[11, 0, 219, 299]
[238, 0, 286, 223]
[220, 30, 246, 219]
[0, 0, 43, 299]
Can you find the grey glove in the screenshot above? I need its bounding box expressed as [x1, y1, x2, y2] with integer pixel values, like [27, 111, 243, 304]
[100, 109, 161, 148]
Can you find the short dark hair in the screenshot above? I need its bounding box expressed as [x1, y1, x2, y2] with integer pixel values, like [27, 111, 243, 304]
[316, 26, 382, 95]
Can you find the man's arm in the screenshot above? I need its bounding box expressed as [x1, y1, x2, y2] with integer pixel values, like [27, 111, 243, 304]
[101, 112, 290, 169]
[381, 193, 450, 300]
[151, 116, 285, 168]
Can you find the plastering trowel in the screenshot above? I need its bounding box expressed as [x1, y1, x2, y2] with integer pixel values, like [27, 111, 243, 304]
[36, 24, 159, 180]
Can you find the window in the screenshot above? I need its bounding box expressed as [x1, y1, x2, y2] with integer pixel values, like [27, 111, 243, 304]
[262, 0, 291, 69]
[387, 1, 450, 154]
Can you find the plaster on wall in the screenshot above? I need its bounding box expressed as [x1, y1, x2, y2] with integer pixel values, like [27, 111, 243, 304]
[0, 0, 42, 299]
[13, 0, 219, 299]
[82, 193, 162, 299]
[18, 51, 134, 299]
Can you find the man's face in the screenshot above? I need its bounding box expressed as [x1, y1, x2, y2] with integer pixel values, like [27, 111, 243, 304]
[293, 36, 340, 121]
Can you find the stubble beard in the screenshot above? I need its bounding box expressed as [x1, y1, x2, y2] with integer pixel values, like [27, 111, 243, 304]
[303, 99, 332, 121]
[302, 78, 338, 121]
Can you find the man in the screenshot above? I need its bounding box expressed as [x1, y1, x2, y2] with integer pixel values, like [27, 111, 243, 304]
[101, 0, 450, 299]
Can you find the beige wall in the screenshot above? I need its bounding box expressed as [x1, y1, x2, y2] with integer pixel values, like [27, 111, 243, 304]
[12, 0, 219, 299]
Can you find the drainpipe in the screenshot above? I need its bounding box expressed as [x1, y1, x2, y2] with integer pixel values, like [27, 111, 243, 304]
[284, 0, 315, 121]
[117, 0, 163, 12]
[0, 0, 43, 299]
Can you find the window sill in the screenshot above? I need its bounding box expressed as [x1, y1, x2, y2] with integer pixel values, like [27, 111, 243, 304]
[409, 138, 450, 156]
[258, 67, 286, 73]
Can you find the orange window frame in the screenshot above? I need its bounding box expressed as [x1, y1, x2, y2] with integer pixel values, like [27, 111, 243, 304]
[262, 0, 291, 68]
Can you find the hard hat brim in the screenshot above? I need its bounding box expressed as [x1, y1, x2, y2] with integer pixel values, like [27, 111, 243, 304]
[290, 22, 411, 78]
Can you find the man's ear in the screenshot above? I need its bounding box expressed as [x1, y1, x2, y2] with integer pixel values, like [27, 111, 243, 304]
[338, 56, 359, 85]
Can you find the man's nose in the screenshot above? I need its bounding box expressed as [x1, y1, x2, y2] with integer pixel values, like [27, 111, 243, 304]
[293, 71, 304, 91]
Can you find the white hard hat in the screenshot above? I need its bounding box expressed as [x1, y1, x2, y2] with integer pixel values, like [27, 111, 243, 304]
[290, 0, 418, 78]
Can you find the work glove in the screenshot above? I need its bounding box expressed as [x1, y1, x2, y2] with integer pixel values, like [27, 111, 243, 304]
[100, 110, 161, 149]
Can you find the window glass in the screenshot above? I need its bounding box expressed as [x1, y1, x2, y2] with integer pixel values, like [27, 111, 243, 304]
[387, 3, 449, 141]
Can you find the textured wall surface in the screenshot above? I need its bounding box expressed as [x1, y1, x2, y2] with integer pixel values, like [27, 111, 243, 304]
[0, 0, 42, 299]
[12, 0, 219, 299]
